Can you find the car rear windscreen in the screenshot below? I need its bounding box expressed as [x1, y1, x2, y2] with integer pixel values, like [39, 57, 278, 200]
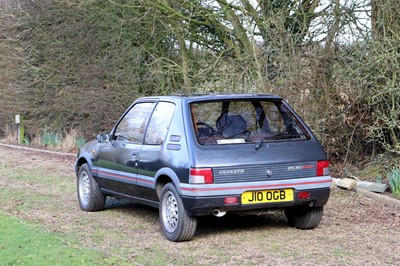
[190, 100, 310, 146]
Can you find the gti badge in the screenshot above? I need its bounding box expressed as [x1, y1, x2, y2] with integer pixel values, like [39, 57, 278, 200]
[266, 169, 272, 177]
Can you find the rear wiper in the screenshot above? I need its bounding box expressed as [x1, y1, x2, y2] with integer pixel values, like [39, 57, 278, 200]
[254, 133, 272, 151]
[254, 132, 305, 151]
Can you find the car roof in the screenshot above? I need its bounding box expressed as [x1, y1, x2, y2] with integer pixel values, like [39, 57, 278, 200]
[137, 93, 282, 104]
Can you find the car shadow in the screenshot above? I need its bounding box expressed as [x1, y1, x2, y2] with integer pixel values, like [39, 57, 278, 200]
[103, 197, 290, 239]
[104, 197, 156, 214]
[196, 212, 289, 238]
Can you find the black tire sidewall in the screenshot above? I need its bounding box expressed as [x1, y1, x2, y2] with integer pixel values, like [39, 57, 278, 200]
[285, 206, 323, 229]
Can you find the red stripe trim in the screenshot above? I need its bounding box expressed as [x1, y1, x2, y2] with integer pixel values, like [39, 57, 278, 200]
[180, 179, 331, 193]
[98, 170, 136, 181]
[137, 177, 155, 185]
[98, 170, 155, 185]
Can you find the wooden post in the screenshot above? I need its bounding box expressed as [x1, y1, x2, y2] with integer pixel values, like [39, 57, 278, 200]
[15, 114, 24, 144]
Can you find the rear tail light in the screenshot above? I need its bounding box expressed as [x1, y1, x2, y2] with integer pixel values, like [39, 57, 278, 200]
[189, 168, 213, 184]
[316, 160, 330, 176]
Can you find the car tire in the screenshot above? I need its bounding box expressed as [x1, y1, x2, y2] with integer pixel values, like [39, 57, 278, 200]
[77, 163, 106, 212]
[284, 205, 323, 229]
[159, 183, 197, 242]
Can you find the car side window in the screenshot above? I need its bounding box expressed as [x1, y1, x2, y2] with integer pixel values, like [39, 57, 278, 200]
[114, 102, 155, 143]
[144, 102, 175, 145]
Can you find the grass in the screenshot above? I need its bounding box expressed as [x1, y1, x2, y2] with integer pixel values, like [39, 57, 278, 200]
[0, 146, 399, 265]
[0, 211, 130, 266]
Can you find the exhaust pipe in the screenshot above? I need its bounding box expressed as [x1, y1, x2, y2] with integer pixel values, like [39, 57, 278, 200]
[211, 208, 227, 217]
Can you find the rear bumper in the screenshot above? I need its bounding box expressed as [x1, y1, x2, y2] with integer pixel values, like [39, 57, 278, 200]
[181, 187, 330, 216]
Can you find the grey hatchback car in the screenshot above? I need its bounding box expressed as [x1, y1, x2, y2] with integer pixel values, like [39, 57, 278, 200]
[75, 94, 331, 241]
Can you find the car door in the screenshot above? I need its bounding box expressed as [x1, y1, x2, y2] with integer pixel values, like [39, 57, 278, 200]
[96, 102, 155, 198]
[137, 101, 176, 201]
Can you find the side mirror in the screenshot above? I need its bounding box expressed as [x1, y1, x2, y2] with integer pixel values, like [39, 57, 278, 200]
[97, 133, 110, 143]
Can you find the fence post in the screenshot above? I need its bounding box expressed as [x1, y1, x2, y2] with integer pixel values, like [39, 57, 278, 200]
[15, 114, 24, 144]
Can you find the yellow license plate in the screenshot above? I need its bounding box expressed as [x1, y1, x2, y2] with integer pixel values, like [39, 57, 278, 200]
[241, 189, 294, 204]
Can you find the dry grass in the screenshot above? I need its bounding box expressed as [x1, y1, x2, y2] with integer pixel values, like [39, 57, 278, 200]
[61, 129, 78, 153]
[30, 134, 42, 148]
[0, 125, 17, 144]
[0, 127, 82, 153]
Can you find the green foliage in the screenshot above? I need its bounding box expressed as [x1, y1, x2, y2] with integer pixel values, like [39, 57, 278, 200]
[22, 136, 30, 145]
[76, 137, 86, 148]
[0, 211, 129, 265]
[388, 166, 400, 196]
[42, 132, 62, 148]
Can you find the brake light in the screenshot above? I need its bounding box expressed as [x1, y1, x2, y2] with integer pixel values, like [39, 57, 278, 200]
[189, 168, 214, 184]
[316, 160, 330, 176]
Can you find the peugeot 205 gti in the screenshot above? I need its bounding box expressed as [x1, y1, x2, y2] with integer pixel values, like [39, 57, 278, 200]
[75, 94, 331, 242]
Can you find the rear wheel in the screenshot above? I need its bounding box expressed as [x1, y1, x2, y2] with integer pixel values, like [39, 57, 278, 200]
[284, 205, 323, 229]
[159, 183, 197, 242]
[77, 163, 105, 211]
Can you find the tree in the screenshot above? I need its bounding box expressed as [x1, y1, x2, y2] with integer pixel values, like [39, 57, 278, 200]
[371, 0, 400, 39]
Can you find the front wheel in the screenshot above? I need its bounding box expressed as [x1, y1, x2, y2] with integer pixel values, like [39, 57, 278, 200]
[77, 163, 106, 212]
[284, 205, 323, 229]
[159, 183, 197, 242]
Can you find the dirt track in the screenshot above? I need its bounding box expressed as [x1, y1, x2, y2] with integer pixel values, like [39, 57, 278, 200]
[0, 145, 399, 265]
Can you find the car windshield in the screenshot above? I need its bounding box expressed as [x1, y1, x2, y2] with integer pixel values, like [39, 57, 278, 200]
[190, 99, 309, 146]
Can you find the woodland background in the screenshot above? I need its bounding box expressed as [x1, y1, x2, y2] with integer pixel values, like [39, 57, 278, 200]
[0, 0, 399, 165]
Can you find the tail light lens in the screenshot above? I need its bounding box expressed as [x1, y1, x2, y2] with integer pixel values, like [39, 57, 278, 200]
[316, 160, 330, 176]
[189, 168, 213, 184]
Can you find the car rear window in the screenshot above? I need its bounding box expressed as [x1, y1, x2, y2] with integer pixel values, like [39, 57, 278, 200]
[190, 100, 309, 145]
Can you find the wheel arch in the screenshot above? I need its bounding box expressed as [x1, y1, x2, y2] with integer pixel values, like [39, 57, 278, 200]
[75, 154, 93, 176]
[155, 168, 182, 199]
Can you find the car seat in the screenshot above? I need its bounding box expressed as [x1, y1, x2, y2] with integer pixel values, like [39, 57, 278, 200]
[216, 113, 248, 138]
